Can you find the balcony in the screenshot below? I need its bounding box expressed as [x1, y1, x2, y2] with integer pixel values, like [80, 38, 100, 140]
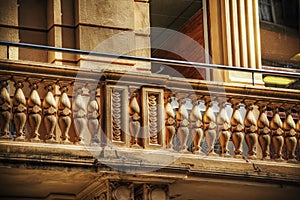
[0, 41, 300, 199]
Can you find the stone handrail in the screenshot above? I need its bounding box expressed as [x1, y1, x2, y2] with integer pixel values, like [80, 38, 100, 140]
[0, 59, 299, 162]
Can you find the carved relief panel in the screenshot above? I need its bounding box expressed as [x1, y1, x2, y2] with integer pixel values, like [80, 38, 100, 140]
[105, 85, 129, 147]
[141, 87, 165, 149]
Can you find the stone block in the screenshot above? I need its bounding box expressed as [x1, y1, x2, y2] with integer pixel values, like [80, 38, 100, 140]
[77, 25, 136, 53]
[0, 27, 19, 59]
[135, 34, 151, 58]
[134, 1, 150, 35]
[77, 0, 134, 30]
[0, 0, 18, 26]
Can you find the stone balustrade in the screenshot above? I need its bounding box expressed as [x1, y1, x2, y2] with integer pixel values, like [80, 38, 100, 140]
[0, 60, 299, 163]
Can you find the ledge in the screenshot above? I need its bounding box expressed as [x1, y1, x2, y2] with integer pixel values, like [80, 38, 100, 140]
[1, 140, 300, 185]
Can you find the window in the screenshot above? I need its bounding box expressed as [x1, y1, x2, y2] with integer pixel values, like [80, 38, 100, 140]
[259, 0, 299, 29]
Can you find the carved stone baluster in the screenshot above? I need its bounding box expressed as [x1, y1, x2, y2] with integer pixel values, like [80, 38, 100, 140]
[283, 106, 297, 162]
[87, 88, 100, 145]
[0, 81, 11, 139]
[230, 99, 244, 158]
[217, 98, 231, 157]
[13, 80, 27, 141]
[244, 100, 258, 159]
[28, 82, 42, 141]
[73, 87, 87, 145]
[129, 93, 141, 148]
[58, 85, 71, 144]
[189, 97, 203, 154]
[176, 98, 189, 152]
[164, 94, 175, 150]
[257, 102, 271, 160]
[203, 97, 217, 156]
[270, 104, 284, 161]
[43, 84, 58, 143]
[296, 106, 300, 161]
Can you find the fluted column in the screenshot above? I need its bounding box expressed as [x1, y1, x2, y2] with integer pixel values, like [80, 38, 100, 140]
[217, 98, 231, 157]
[13, 79, 27, 141]
[164, 93, 175, 150]
[28, 81, 42, 142]
[230, 99, 244, 158]
[257, 101, 271, 160]
[189, 95, 203, 154]
[203, 96, 217, 156]
[244, 100, 258, 159]
[283, 106, 297, 162]
[270, 104, 284, 161]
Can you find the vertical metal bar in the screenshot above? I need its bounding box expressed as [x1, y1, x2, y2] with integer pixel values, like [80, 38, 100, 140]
[252, 72, 255, 86]
[6, 45, 9, 59]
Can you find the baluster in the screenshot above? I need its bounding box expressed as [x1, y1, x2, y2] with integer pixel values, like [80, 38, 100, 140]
[58, 85, 72, 144]
[87, 88, 100, 146]
[203, 96, 217, 156]
[176, 97, 189, 152]
[283, 106, 297, 162]
[230, 99, 244, 158]
[189, 96, 203, 154]
[217, 98, 231, 157]
[43, 83, 58, 143]
[257, 101, 271, 160]
[129, 92, 141, 148]
[296, 106, 300, 161]
[164, 93, 175, 150]
[73, 86, 87, 145]
[244, 100, 258, 159]
[270, 103, 284, 161]
[28, 81, 42, 142]
[0, 80, 11, 139]
[13, 79, 27, 141]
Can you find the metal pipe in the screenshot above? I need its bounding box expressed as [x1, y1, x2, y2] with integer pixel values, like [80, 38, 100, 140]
[0, 40, 299, 78]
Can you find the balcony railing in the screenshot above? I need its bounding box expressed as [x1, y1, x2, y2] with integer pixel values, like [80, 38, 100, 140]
[0, 41, 300, 163]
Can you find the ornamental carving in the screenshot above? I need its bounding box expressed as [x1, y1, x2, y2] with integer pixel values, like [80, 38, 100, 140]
[283, 108, 297, 161]
[190, 100, 203, 154]
[165, 96, 175, 150]
[176, 98, 189, 152]
[148, 94, 158, 145]
[230, 100, 244, 158]
[0, 81, 11, 139]
[12, 81, 26, 140]
[257, 103, 271, 160]
[270, 106, 284, 161]
[28, 82, 42, 141]
[73, 87, 87, 145]
[112, 90, 122, 142]
[129, 93, 141, 148]
[43, 84, 58, 142]
[244, 101, 258, 159]
[217, 100, 231, 157]
[87, 89, 100, 145]
[58, 86, 72, 143]
[203, 97, 217, 155]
